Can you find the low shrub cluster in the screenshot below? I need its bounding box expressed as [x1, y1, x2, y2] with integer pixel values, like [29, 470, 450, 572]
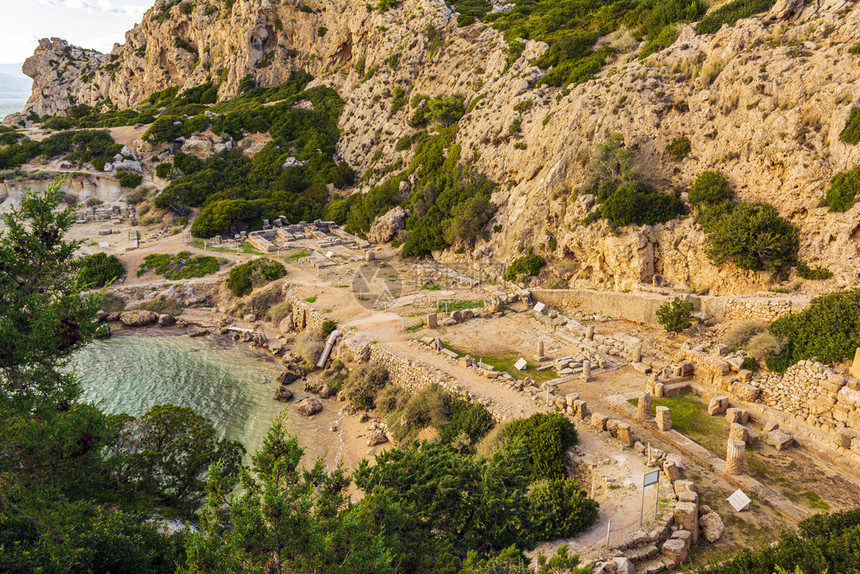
[696, 508, 860, 574]
[295, 329, 325, 368]
[581, 134, 685, 227]
[505, 254, 546, 281]
[137, 251, 221, 279]
[840, 106, 860, 144]
[116, 171, 143, 188]
[823, 166, 860, 212]
[657, 297, 694, 333]
[696, 0, 776, 35]
[225, 258, 286, 297]
[77, 252, 125, 288]
[766, 288, 860, 372]
[0, 129, 121, 170]
[528, 479, 599, 541]
[499, 412, 578, 480]
[666, 136, 691, 161]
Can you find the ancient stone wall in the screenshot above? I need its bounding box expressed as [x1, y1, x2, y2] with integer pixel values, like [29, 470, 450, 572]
[721, 298, 797, 323]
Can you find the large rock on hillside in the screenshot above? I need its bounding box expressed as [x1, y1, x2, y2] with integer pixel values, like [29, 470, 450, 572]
[699, 512, 725, 543]
[367, 206, 408, 244]
[119, 310, 158, 327]
[296, 397, 323, 416]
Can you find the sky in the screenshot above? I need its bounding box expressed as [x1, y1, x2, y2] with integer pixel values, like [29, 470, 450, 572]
[0, 0, 153, 69]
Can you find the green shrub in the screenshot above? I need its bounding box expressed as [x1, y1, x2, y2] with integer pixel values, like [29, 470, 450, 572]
[796, 261, 833, 280]
[343, 363, 390, 409]
[505, 255, 546, 281]
[77, 253, 125, 288]
[116, 171, 143, 188]
[741, 356, 759, 372]
[839, 106, 860, 144]
[601, 182, 686, 226]
[226, 258, 286, 297]
[528, 479, 599, 541]
[747, 330, 785, 362]
[375, 386, 410, 416]
[394, 384, 452, 442]
[823, 167, 860, 212]
[696, 0, 776, 35]
[766, 289, 860, 372]
[657, 297, 694, 333]
[99, 292, 126, 313]
[702, 202, 799, 273]
[268, 301, 292, 324]
[439, 399, 495, 447]
[689, 170, 733, 206]
[499, 413, 578, 481]
[666, 136, 691, 161]
[320, 319, 337, 339]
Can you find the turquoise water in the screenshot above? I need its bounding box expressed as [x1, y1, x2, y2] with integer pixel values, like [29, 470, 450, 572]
[73, 334, 339, 461]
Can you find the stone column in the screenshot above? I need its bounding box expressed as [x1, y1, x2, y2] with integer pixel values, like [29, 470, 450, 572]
[637, 391, 652, 421]
[616, 422, 634, 447]
[633, 346, 642, 363]
[537, 340, 544, 357]
[583, 360, 595, 382]
[726, 439, 745, 475]
[586, 325, 594, 340]
[656, 406, 672, 431]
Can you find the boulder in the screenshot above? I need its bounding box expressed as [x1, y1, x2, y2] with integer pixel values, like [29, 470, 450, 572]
[707, 396, 729, 416]
[673, 502, 699, 544]
[764, 429, 794, 451]
[699, 512, 724, 543]
[367, 206, 408, 244]
[366, 431, 388, 446]
[593, 562, 616, 574]
[244, 313, 257, 322]
[274, 386, 294, 402]
[119, 310, 158, 327]
[105, 311, 122, 322]
[661, 538, 688, 569]
[613, 557, 636, 574]
[304, 380, 333, 399]
[158, 313, 176, 327]
[296, 397, 323, 416]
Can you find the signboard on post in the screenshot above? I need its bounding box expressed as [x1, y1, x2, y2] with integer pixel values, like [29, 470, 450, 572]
[533, 302, 545, 313]
[514, 358, 528, 370]
[641, 469, 660, 525]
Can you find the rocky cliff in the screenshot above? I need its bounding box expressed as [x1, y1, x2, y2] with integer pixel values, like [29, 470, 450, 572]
[11, 0, 860, 294]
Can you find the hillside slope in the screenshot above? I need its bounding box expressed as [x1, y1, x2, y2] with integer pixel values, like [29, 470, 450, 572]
[8, 0, 860, 294]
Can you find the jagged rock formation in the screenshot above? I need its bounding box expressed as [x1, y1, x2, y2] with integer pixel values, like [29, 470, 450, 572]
[11, 0, 860, 294]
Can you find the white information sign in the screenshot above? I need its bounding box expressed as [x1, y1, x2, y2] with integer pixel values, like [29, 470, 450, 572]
[533, 302, 546, 313]
[325, 251, 334, 258]
[643, 469, 660, 487]
[727, 489, 752, 512]
[514, 357, 528, 370]
[99, 241, 110, 248]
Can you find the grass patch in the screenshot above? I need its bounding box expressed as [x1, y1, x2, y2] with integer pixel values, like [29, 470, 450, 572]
[283, 248, 311, 262]
[137, 251, 223, 279]
[406, 320, 426, 333]
[436, 299, 484, 313]
[420, 284, 442, 291]
[443, 342, 557, 383]
[803, 490, 831, 511]
[629, 392, 728, 455]
[303, 296, 317, 303]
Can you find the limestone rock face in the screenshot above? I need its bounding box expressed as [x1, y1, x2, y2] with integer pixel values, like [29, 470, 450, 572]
[367, 206, 409, 244]
[296, 397, 323, 416]
[12, 0, 860, 291]
[119, 310, 158, 327]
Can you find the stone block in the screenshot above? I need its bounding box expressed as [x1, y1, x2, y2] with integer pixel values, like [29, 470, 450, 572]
[746, 428, 759, 444]
[699, 512, 725, 543]
[661, 538, 688, 569]
[673, 502, 699, 544]
[663, 461, 681, 482]
[678, 490, 698, 504]
[613, 557, 636, 574]
[426, 313, 438, 328]
[738, 369, 753, 382]
[633, 362, 652, 374]
[656, 406, 672, 431]
[731, 382, 761, 402]
[573, 399, 589, 419]
[707, 396, 729, 416]
[725, 408, 749, 424]
[616, 422, 634, 447]
[671, 529, 692, 551]
[638, 392, 653, 421]
[849, 347, 860, 379]
[591, 413, 609, 431]
[837, 428, 857, 449]
[451, 310, 462, 322]
[674, 480, 694, 494]
[728, 423, 747, 442]
[654, 382, 665, 398]
[712, 344, 728, 357]
[679, 361, 694, 376]
[765, 429, 794, 451]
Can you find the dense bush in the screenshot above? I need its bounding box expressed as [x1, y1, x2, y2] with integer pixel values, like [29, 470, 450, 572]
[439, 398, 495, 447]
[696, 0, 776, 35]
[0, 129, 121, 170]
[137, 251, 221, 279]
[320, 319, 338, 338]
[505, 254, 546, 281]
[657, 297, 694, 333]
[343, 363, 390, 409]
[840, 107, 860, 144]
[295, 329, 324, 367]
[499, 412, 578, 480]
[394, 384, 452, 442]
[696, 508, 860, 574]
[766, 289, 860, 372]
[528, 479, 599, 541]
[689, 170, 733, 206]
[666, 136, 691, 161]
[702, 201, 799, 273]
[823, 167, 860, 212]
[77, 252, 125, 288]
[601, 182, 685, 226]
[116, 171, 143, 188]
[225, 258, 286, 296]
[746, 330, 785, 362]
[796, 261, 834, 281]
